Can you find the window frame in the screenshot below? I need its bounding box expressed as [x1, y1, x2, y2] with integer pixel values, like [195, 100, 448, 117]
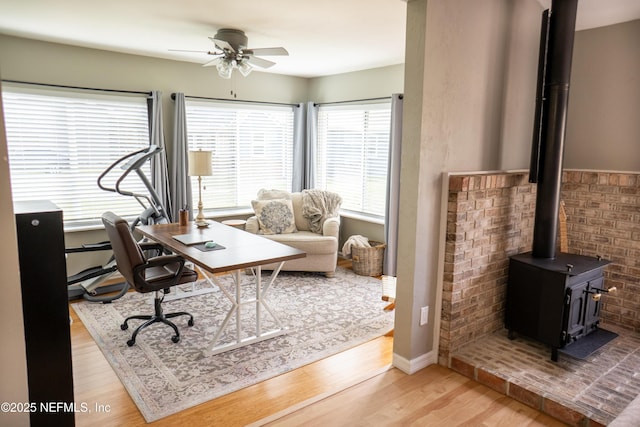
[316, 100, 392, 219]
[2, 82, 152, 230]
[184, 98, 296, 214]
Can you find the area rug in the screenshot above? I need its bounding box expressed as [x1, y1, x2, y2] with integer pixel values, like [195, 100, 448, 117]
[71, 267, 394, 422]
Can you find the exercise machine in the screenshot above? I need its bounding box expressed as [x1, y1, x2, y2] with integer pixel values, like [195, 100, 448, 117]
[67, 145, 170, 302]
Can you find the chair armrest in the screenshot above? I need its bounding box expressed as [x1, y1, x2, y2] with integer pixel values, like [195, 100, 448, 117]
[145, 254, 185, 268]
[139, 241, 164, 252]
[138, 241, 167, 258]
[323, 216, 340, 238]
[245, 216, 259, 234]
[136, 254, 186, 284]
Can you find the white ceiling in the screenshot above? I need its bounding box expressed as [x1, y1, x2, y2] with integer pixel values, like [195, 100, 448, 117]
[0, 0, 639, 78]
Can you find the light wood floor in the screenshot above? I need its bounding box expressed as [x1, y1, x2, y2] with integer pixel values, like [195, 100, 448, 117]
[69, 263, 565, 426]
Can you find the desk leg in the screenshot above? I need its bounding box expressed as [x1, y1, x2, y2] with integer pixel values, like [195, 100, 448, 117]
[164, 264, 217, 302]
[204, 262, 287, 356]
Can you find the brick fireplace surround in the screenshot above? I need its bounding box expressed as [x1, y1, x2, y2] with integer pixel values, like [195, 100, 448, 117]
[440, 170, 640, 426]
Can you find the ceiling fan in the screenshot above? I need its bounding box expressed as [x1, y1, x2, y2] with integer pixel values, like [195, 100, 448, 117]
[171, 28, 288, 78]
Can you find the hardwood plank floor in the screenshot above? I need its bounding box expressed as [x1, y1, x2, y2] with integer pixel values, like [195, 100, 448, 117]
[260, 366, 566, 427]
[69, 260, 565, 426]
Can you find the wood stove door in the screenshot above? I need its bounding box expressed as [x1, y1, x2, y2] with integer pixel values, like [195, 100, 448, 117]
[565, 282, 588, 344]
[585, 277, 604, 332]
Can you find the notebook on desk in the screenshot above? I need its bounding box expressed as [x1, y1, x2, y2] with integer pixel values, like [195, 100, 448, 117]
[172, 233, 212, 246]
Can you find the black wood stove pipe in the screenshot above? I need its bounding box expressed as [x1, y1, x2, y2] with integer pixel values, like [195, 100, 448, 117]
[529, 0, 578, 259]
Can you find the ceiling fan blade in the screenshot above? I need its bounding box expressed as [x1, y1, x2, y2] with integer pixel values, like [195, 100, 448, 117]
[245, 47, 289, 56]
[202, 57, 223, 67]
[209, 37, 235, 53]
[170, 49, 222, 57]
[245, 55, 276, 69]
[168, 49, 209, 53]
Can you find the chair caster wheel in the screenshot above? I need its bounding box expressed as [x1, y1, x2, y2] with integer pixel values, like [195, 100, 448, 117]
[121, 323, 128, 331]
[172, 335, 180, 343]
[188, 319, 194, 327]
[127, 339, 135, 347]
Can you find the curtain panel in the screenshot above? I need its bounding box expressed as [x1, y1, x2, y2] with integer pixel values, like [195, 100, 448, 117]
[170, 93, 193, 221]
[148, 91, 172, 221]
[291, 103, 306, 192]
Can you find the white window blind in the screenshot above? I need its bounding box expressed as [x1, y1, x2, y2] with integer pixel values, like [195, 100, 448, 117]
[2, 84, 150, 227]
[185, 99, 295, 210]
[317, 101, 391, 217]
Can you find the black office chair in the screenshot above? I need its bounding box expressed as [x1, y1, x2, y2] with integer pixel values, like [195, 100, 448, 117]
[102, 211, 197, 346]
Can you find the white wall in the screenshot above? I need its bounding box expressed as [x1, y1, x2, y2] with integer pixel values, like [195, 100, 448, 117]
[0, 78, 29, 426]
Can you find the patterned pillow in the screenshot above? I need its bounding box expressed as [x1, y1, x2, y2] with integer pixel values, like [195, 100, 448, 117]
[251, 199, 298, 235]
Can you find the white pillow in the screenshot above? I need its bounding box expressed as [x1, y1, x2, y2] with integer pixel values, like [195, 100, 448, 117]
[257, 188, 292, 200]
[251, 199, 297, 234]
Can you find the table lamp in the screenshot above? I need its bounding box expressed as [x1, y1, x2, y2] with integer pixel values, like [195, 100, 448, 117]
[188, 150, 212, 226]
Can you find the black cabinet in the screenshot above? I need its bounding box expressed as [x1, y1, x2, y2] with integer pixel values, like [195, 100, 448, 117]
[505, 252, 610, 361]
[15, 200, 75, 427]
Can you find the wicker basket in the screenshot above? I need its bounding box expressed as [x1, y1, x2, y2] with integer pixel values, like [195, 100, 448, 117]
[351, 241, 386, 277]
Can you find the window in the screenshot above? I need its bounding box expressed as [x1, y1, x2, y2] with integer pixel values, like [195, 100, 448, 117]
[316, 101, 391, 217]
[2, 84, 150, 227]
[184, 99, 295, 211]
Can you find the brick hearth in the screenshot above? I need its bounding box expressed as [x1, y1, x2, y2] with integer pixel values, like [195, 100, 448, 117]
[450, 323, 640, 426]
[440, 170, 640, 426]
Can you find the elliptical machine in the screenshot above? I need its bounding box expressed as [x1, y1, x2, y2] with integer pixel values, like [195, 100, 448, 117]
[66, 145, 171, 302]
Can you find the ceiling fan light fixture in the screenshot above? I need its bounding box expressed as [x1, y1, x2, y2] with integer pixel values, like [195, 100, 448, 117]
[170, 28, 288, 79]
[216, 59, 233, 79]
[238, 60, 253, 77]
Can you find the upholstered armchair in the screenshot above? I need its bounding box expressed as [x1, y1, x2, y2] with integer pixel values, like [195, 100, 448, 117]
[245, 189, 341, 277]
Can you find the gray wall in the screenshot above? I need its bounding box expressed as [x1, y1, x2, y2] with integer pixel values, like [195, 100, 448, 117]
[565, 19, 640, 171]
[0, 79, 29, 426]
[394, 0, 544, 370]
[308, 64, 404, 103]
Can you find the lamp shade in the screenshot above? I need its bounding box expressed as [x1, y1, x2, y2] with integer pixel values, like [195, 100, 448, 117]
[188, 150, 212, 176]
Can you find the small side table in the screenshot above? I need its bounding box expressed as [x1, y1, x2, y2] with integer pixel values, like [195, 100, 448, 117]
[221, 219, 247, 230]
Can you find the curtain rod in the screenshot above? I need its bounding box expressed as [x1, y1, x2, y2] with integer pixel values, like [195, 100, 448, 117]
[2, 80, 151, 96]
[171, 93, 299, 107]
[314, 95, 399, 107]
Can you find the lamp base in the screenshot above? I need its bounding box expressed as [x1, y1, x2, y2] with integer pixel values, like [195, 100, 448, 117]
[195, 220, 209, 228]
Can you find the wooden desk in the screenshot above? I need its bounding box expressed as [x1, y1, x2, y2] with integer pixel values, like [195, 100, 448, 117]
[137, 221, 306, 355]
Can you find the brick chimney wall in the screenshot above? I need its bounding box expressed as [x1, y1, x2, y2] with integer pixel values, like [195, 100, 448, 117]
[439, 170, 640, 365]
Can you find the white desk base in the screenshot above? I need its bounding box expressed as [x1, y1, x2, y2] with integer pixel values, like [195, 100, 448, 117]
[164, 264, 217, 302]
[204, 262, 287, 356]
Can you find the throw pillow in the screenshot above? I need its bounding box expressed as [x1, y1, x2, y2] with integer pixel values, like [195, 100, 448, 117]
[257, 188, 292, 200]
[251, 199, 297, 235]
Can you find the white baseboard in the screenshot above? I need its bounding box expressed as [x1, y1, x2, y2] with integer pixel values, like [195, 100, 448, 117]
[392, 349, 437, 374]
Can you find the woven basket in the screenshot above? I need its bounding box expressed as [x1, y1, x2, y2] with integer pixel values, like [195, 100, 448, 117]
[351, 241, 386, 277]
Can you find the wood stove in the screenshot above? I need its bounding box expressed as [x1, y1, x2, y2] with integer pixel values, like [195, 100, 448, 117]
[505, 0, 615, 361]
[506, 252, 611, 361]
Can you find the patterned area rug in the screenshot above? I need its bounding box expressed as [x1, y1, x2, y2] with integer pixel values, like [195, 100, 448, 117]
[72, 267, 394, 422]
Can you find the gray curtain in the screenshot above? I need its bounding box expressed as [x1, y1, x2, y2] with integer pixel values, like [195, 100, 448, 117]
[291, 103, 306, 192]
[304, 101, 319, 190]
[383, 93, 403, 277]
[149, 91, 172, 221]
[170, 93, 193, 221]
